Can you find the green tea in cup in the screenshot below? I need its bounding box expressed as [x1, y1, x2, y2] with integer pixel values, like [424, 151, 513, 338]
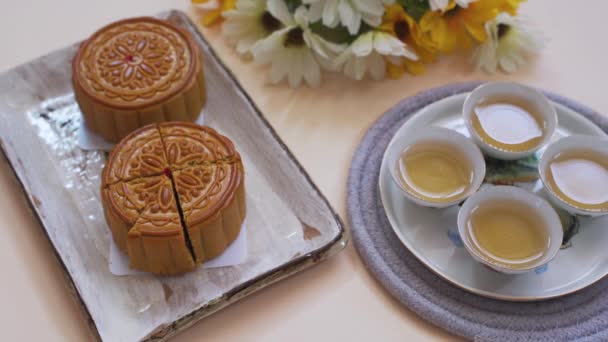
[466, 199, 551, 269]
[545, 149, 608, 212]
[397, 142, 474, 204]
[471, 96, 546, 152]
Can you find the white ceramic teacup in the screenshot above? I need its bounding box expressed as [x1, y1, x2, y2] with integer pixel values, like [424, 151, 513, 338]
[386, 126, 486, 208]
[457, 185, 563, 274]
[463, 81, 557, 160]
[539, 135, 608, 217]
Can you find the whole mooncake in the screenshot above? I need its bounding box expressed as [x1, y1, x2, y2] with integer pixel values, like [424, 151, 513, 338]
[101, 123, 245, 274]
[73, 17, 206, 142]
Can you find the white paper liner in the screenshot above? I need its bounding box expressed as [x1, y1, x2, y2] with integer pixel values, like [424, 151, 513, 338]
[77, 114, 205, 151]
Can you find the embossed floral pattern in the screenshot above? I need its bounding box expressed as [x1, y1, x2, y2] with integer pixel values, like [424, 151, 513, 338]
[106, 175, 171, 224]
[104, 126, 168, 184]
[174, 164, 234, 225]
[150, 181, 175, 214]
[125, 145, 166, 178]
[134, 180, 183, 235]
[132, 177, 167, 209]
[78, 20, 193, 104]
[98, 32, 174, 91]
[165, 139, 213, 169]
[104, 124, 242, 231]
[159, 124, 237, 169]
[106, 183, 141, 223]
[175, 167, 218, 205]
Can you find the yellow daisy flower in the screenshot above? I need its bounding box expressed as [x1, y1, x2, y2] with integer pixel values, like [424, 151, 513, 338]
[419, 0, 524, 53]
[192, 0, 237, 26]
[380, 4, 438, 76]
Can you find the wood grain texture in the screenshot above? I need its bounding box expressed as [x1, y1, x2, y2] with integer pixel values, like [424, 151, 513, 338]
[0, 10, 346, 342]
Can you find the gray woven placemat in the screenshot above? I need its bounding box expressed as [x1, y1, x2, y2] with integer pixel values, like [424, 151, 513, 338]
[347, 82, 608, 342]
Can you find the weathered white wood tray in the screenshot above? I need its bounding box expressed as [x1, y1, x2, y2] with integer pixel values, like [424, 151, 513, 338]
[0, 10, 347, 341]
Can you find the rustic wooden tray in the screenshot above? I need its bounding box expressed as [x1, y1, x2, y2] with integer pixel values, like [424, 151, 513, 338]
[0, 10, 347, 341]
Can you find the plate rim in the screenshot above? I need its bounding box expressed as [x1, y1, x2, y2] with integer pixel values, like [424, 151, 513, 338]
[379, 92, 607, 302]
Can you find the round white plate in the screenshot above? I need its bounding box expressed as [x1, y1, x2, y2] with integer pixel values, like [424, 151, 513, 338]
[379, 93, 608, 301]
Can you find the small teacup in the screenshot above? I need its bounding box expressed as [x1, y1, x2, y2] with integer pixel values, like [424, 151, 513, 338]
[539, 135, 608, 217]
[386, 126, 486, 208]
[457, 185, 563, 274]
[463, 82, 557, 160]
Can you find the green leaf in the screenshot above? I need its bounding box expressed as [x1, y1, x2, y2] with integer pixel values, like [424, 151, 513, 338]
[285, 0, 302, 13]
[398, 0, 431, 21]
[310, 21, 361, 44]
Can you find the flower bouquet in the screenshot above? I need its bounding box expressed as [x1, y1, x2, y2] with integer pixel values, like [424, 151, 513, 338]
[192, 0, 542, 87]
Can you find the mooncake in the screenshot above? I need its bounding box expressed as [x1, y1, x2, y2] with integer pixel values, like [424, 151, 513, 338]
[101, 123, 245, 274]
[73, 17, 206, 142]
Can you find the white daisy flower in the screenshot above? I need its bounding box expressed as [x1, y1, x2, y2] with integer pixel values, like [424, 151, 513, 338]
[335, 31, 418, 81]
[429, 0, 476, 12]
[472, 13, 544, 74]
[251, 1, 345, 87]
[222, 0, 284, 56]
[303, 0, 395, 35]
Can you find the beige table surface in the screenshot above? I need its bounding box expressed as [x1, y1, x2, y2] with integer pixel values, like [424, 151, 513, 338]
[0, 0, 606, 341]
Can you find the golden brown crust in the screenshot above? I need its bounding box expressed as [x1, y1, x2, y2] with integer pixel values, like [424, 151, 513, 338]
[72, 17, 206, 142]
[73, 17, 197, 109]
[101, 188, 133, 251]
[127, 234, 195, 275]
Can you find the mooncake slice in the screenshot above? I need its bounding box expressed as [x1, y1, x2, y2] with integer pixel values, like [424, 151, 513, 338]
[102, 124, 168, 185]
[172, 161, 246, 263]
[102, 175, 168, 250]
[126, 177, 195, 274]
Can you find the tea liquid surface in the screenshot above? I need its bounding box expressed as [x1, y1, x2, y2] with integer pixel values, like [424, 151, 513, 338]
[547, 150, 608, 211]
[467, 200, 550, 268]
[472, 97, 544, 152]
[397, 143, 473, 203]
